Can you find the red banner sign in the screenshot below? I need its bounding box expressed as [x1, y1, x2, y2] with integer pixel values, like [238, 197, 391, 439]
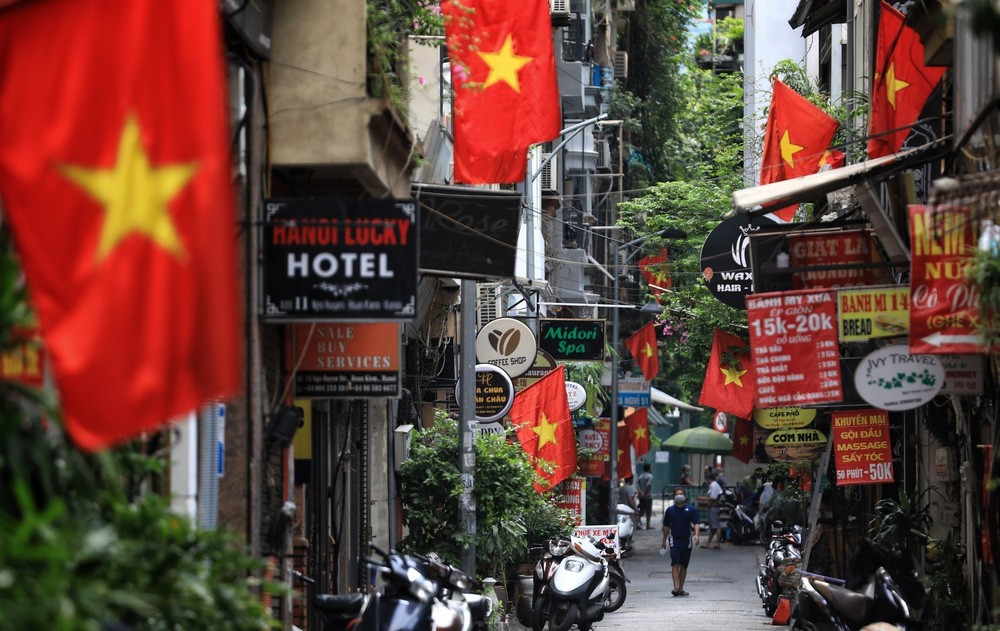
[555, 476, 585, 525]
[746, 289, 842, 407]
[831, 409, 894, 485]
[908, 205, 993, 354]
[577, 418, 610, 477]
[789, 229, 882, 289]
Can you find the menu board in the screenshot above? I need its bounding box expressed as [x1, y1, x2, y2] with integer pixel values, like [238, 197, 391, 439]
[746, 289, 842, 407]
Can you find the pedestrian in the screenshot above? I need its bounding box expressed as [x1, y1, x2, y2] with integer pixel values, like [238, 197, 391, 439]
[714, 466, 727, 487]
[659, 488, 701, 596]
[679, 464, 694, 486]
[738, 467, 764, 505]
[636, 464, 655, 529]
[619, 476, 638, 526]
[700, 471, 723, 549]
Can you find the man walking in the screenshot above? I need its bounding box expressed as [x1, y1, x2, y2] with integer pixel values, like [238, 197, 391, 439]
[660, 488, 701, 596]
[701, 471, 724, 549]
[636, 464, 655, 529]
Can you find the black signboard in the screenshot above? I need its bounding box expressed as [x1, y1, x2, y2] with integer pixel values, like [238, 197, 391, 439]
[538, 319, 606, 361]
[412, 183, 520, 280]
[701, 214, 780, 309]
[263, 198, 418, 320]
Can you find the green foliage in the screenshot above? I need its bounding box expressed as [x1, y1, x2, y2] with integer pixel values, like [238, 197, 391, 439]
[969, 248, 1000, 348]
[868, 490, 932, 558]
[367, 0, 443, 119]
[397, 412, 573, 579]
[925, 533, 969, 630]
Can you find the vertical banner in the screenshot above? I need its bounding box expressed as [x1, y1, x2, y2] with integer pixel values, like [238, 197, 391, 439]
[831, 409, 894, 485]
[555, 476, 585, 525]
[746, 289, 842, 407]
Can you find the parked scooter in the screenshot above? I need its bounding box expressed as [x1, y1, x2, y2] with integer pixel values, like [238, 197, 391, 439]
[524, 539, 573, 631]
[617, 503, 636, 558]
[593, 535, 629, 612]
[535, 536, 610, 631]
[756, 521, 804, 617]
[719, 488, 757, 545]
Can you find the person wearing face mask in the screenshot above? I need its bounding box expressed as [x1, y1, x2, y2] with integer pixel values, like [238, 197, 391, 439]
[659, 488, 701, 596]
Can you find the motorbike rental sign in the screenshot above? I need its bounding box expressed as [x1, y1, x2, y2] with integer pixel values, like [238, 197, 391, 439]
[263, 198, 418, 320]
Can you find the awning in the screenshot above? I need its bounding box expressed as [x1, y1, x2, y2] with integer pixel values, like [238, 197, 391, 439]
[646, 405, 674, 428]
[732, 139, 951, 216]
[650, 386, 703, 413]
[789, 0, 848, 37]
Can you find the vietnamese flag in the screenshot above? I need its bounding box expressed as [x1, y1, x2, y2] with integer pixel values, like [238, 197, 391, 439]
[0, 0, 242, 450]
[510, 365, 578, 492]
[731, 418, 753, 464]
[759, 79, 839, 222]
[625, 407, 650, 457]
[639, 249, 671, 297]
[624, 321, 659, 381]
[443, 0, 561, 183]
[698, 329, 755, 419]
[869, 1, 946, 159]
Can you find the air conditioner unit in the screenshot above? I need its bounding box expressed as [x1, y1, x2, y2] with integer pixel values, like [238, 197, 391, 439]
[613, 51, 628, 82]
[551, 0, 570, 16]
[539, 153, 559, 192]
[476, 282, 504, 329]
[595, 138, 611, 170]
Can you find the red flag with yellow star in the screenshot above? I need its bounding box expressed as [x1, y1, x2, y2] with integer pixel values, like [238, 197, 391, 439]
[625, 407, 650, 457]
[639, 249, 671, 297]
[443, 0, 561, 183]
[0, 0, 241, 451]
[510, 365, 578, 492]
[868, 1, 946, 159]
[731, 418, 753, 464]
[759, 79, 839, 222]
[698, 329, 755, 419]
[624, 321, 659, 381]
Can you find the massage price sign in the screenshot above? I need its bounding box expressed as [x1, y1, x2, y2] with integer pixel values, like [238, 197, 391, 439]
[831, 409, 894, 486]
[746, 289, 842, 407]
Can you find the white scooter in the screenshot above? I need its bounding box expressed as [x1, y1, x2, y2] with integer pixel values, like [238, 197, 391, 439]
[542, 536, 610, 631]
[616, 503, 635, 558]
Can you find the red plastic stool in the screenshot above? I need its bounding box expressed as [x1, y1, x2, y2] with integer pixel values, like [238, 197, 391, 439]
[771, 595, 792, 625]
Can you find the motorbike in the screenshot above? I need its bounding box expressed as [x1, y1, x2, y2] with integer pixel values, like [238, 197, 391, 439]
[617, 503, 636, 557]
[533, 536, 610, 631]
[305, 544, 490, 631]
[524, 539, 573, 631]
[792, 538, 928, 631]
[593, 535, 629, 612]
[719, 488, 757, 545]
[756, 521, 804, 618]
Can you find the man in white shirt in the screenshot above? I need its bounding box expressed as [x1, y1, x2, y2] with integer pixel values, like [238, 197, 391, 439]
[701, 471, 724, 549]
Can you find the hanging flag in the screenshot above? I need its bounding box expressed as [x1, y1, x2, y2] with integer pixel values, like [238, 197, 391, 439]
[639, 249, 671, 297]
[731, 418, 753, 464]
[625, 407, 650, 457]
[0, 0, 242, 451]
[869, 1, 946, 159]
[509, 365, 578, 492]
[624, 321, 659, 381]
[698, 329, 755, 419]
[819, 149, 846, 169]
[759, 79, 840, 222]
[616, 421, 634, 480]
[443, 0, 562, 184]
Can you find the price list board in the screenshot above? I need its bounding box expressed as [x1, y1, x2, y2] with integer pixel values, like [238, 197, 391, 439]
[746, 289, 843, 407]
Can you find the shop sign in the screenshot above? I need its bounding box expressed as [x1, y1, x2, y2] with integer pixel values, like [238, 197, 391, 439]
[455, 364, 514, 423]
[701, 214, 780, 309]
[577, 418, 610, 476]
[854, 344, 944, 411]
[475, 318, 537, 378]
[0, 325, 44, 388]
[908, 205, 996, 354]
[752, 407, 815, 430]
[617, 377, 650, 407]
[746, 289, 842, 407]
[938, 354, 984, 395]
[287, 322, 401, 398]
[538, 318, 606, 361]
[566, 381, 587, 412]
[788, 229, 883, 290]
[763, 427, 827, 462]
[831, 409, 894, 485]
[513, 350, 557, 391]
[574, 524, 619, 553]
[837, 286, 910, 343]
[263, 198, 418, 320]
[556, 476, 586, 526]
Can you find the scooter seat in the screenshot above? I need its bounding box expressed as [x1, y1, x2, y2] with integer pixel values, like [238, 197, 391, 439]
[812, 580, 870, 625]
[314, 592, 366, 615]
[464, 593, 492, 619]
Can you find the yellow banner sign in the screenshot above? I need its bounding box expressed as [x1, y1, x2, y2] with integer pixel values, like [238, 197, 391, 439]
[837, 286, 910, 342]
[764, 428, 828, 462]
[752, 407, 816, 430]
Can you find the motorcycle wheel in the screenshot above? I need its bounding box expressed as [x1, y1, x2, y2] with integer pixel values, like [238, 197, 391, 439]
[763, 592, 778, 618]
[548, 602, 578, 631]
[604, 573, 627, 612]
[530, 596, 548, 631]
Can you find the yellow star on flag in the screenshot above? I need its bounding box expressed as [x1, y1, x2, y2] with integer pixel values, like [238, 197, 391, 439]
[59, 114, 196, 263]
[885, 62, 909, 110]
[532, 412, 559, 448]
[633, 426, 647, 441]
[478, 34, 532, 91]
[779, 129, 804, 168]
[739, 435, 749, 446]
[642, 342, 656, 359]
[721, 365, 747, 387]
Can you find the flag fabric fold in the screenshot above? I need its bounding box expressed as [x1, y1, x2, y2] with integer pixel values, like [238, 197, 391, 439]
[759, 79, 840, 222]
[625, 407, 650, 457]
[509, 365, 578, 492]
[443, 0, 561, 184]
[698, 329, 755, 419]
[624, 321, 659, 381]
[0, 0, 242, 451]
[868, 1, 946, 159]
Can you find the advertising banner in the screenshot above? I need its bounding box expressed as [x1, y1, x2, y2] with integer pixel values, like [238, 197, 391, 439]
[752, 407, 816, 430]
[288, 322, 401, 398]
[837, 286, 910, 342]
[556, 476, 586, 525]
[831, 409, 894, 485]
[263, 198, 418, 320]
[763, 427, 827, 462]
[788, 229, 883, 289]
[577, 418, 610, 477]
[538, 318, 606, 361]
[746, 289, 842, 407]
[938, 354, 984, 395]
[909, 205, 994, 354]
[574, 524, 619, 553]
